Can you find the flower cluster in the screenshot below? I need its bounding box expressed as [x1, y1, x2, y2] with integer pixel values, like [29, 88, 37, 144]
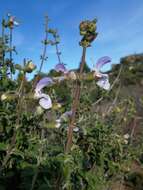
[34, 58, 111, 110]
[79, 19, 98, 47]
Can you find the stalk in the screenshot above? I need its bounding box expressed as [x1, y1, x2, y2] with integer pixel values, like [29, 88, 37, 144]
[9, 28, 13, 79]
[0, 67, 25, 173]
[38, 15, 49, 73]
[65, 47, 86, 153]
[32, 15, 49, 91]
[1, 19, 5, 67]
[30, 115, 46, 190]
[65, 19, 97, 153]
[54, 33, 62, 64]
[55, 41, 61, 64]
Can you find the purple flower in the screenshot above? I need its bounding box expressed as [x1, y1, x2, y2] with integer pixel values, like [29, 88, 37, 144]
[54, 63, 68, 74]
[93, 56, 111, 90]
[34, 77, 53, 109]
[55, 110, 79, 132]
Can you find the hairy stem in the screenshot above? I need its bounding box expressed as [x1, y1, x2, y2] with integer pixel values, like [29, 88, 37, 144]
[30, 116, 46, 190]
[54, 35, 61, 64]
[65, 47, 86, 153]
[1, 20, 5, 67]
[32, 16, 49, 91]
[0, 73, 25, 173]
[39, 15, 49, 73]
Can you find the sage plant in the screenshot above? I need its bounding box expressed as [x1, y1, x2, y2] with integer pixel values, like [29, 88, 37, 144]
[65, 19, 98, 152]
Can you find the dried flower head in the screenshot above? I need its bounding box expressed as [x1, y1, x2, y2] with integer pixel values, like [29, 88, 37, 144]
[79, 19, 98, 47]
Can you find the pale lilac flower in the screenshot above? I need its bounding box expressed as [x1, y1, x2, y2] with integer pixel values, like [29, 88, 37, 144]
[95, 56, 111, 71]
[62, 110, 73, 119]
[7, 14, 19, 27]
[10, 16, 19, 26]
[54, 63, 68, 74]
[73, 127, 79, 132]
[55, 110, 79, 132]
[96, 74, 110, 90]
[93, 56, 111, 90]
[35, 77, 53, 92]
[34, 77, 53, 109]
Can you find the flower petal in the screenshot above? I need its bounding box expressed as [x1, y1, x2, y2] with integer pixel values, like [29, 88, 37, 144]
[73, 127, 79, 132]
[55, 119, 61, 128]
[96, 74, 110, 90]
[39, 94, 52, 109]
[62, 110, 72, 118]
[96, 56, 111, 71]
[60, 110, 73, 121]
[34, 90, 42, 99]
[55, 63, 68, 73]
[9, 16, 19, 26]
[13, 21, 19, 26]
[35, 77, 53, 92]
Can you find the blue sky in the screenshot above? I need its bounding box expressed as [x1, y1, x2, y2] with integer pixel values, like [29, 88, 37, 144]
[0, 0, 143, 73]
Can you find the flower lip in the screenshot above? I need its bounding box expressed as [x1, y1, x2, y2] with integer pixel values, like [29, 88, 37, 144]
[39, 95, 52, 109]
[97, 76, 110, 90]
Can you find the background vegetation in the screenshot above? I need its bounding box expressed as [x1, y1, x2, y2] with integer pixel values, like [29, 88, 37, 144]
[0, 15, 143, 190]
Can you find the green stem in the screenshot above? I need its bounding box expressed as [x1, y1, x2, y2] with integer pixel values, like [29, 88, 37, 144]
[32, 16, 49, 91]
[9, 28, 13, 79]
[39, 15, 49, 73]
[30, 116, 46, 190]
[2, 19, 5, 67]
[0, 73, 25, 173]
[54, 34, 61, 64]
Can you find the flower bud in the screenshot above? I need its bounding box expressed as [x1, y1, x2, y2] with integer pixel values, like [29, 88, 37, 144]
[52, 103, 62, 110]
[124, 139, 128, 145]
[79, 19, 98, 47]
[55, 119, 61, 128]
[35, 106, 44, 115]
[1, 94, 8, 101]
[68, 71, 77, 80]
[24, 61, 36, 73]
[0, 93, 16, 101]
[124, 133, 130, 139]
[15, 64, 23, 71]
